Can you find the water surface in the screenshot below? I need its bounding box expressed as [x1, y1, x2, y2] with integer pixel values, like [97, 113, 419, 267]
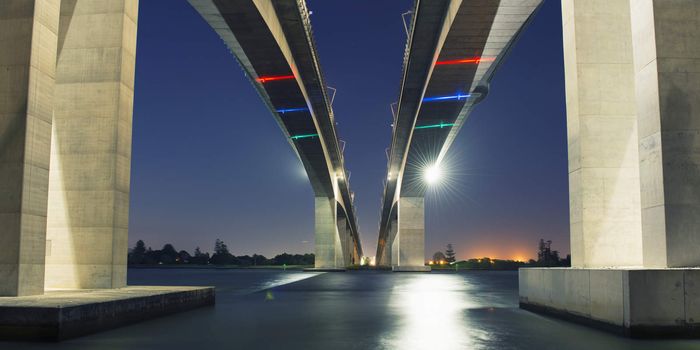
[3, 269, 700, 349]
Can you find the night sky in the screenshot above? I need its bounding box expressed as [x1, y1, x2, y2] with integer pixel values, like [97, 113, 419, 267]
[129, 0, 568, 261]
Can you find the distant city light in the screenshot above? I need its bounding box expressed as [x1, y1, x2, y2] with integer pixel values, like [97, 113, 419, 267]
[414, 122, 455, 130]
[290, 133, 318, 140]
[422, 93, 470, 102]
[257, 74, 295, 83]
[435, 56, 495, 65]
[424, 164, 442, 185]
[277, 107, 309, 114]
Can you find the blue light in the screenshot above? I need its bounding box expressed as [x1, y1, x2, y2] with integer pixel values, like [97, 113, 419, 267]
[422, 93, 470, 102]
[277, 107, 309, 114]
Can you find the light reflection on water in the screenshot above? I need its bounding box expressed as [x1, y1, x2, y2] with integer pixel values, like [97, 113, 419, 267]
[386, 274, 490, 350]
[256, 271, 322, 291]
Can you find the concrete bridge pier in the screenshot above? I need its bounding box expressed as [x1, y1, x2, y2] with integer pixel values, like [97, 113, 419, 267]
[313, 196, 348, 270]
[390, 197, 430, 272]
[519, 0, 700, 337]
[0, 0, 60, 297]
[0, 1, 213, 339]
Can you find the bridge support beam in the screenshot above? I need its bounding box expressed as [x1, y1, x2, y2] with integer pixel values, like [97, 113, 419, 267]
[313, 196, 345, 270]
[520, 0, 700, 337]
[0, 0, 60, 297]
[0, 0, 137, 295]
[391, 197, 429, 272]
[44, 0, 138, 290]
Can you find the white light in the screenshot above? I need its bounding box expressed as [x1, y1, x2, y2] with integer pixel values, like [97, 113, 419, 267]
[424, 164, 441, 185]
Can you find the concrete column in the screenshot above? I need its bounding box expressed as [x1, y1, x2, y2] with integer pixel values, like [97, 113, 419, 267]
[44, 0, 138, 289]
[563, 0, 644, 267]
[630, 0, 700, 268]
[0, 0, 60, 296]
[393, 196, 429, 271]
[336, 216, 348, 267]
[390, 219, 399, 266]
[314, 196, 341, 269]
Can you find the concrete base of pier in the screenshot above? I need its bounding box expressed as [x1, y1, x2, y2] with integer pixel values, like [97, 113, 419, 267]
[519, 268, 700, 338]
[0, 286, 215, 341]
[303, 268, 346, 272]
[392, 266, 431, 272]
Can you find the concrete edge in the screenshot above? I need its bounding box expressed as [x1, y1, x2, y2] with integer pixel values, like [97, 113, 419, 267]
[520, 297, 700, 338]
[392, 266, 431, 272]
[0, 286, 215, 341]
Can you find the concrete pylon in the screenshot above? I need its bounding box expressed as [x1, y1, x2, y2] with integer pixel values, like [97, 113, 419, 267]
[44, 0, 138, 289]
[314, 196, 345, 270]
[391, 197, 430, 272]
[0, 0, 60, 297]
[630, 0, 700, 268]
[520, 0, 700, 337]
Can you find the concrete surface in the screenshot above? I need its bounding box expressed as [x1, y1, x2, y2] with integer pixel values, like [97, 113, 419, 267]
[630, 0, 700, 268]
[0, 285, 215, 341]
[520, 268, 700, 338]
[562, 0, 644, 268]
[45, 0, 138, 290]
[392, 197, 426, 270]
[0, 0, 60, 297]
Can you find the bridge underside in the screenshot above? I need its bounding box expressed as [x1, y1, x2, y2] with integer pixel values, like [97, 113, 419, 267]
[190, 0, 362, 269]
[0, 0, 361, 298]
[377, 0, 543, 270]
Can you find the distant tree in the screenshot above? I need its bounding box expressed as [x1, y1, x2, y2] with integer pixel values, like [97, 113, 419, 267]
[177, 250, 191, 264]
[211, 239, 237, 265]
[128, 240, 147, 265]
[432, 251, 447, 263]
[190, 247, 210, 265]
[536, 239, 566, 267]
[445, 244, 456, 263]
[159, 244, 178, 264]
[214, 239, 231, 255]
[361, 256, 371, 266]
[252, 254, 268, 266]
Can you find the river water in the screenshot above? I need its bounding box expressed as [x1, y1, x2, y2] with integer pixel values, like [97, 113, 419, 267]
[3, 269, 700, 349]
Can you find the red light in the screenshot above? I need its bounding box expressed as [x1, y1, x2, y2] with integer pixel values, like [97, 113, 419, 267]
[435, 57, 495, 66]
[257, 75, 295, 83]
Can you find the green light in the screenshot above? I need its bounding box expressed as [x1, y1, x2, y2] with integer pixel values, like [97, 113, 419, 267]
[414, 123, 455, 130]
[290, 133, 319, 140]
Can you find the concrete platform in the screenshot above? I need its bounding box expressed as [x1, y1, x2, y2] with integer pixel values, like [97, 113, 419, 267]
[519, 268, 700, 338]
[303, 268, 346, 272]
[0, 286, 215, 341]
[392, 266, 431, 272]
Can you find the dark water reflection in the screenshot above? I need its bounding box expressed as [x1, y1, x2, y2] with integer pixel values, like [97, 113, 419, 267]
[3, 269, 700, 349]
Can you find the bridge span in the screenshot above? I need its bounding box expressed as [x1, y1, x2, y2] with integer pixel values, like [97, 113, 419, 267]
[375, 0, 543, 271]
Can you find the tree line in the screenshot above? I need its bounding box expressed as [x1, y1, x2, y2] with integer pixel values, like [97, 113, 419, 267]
[128, 239, 314, 266]
[431, 239, 572, 270]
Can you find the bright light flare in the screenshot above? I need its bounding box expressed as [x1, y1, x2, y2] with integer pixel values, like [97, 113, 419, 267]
[424, 164, 442, 185]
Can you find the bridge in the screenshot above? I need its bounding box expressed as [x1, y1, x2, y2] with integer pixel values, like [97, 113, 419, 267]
[375, 0, 543, 271]
[1, 0, 360, 298]
[2, 0, 700, 341]
[188, 0, 362, 270]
